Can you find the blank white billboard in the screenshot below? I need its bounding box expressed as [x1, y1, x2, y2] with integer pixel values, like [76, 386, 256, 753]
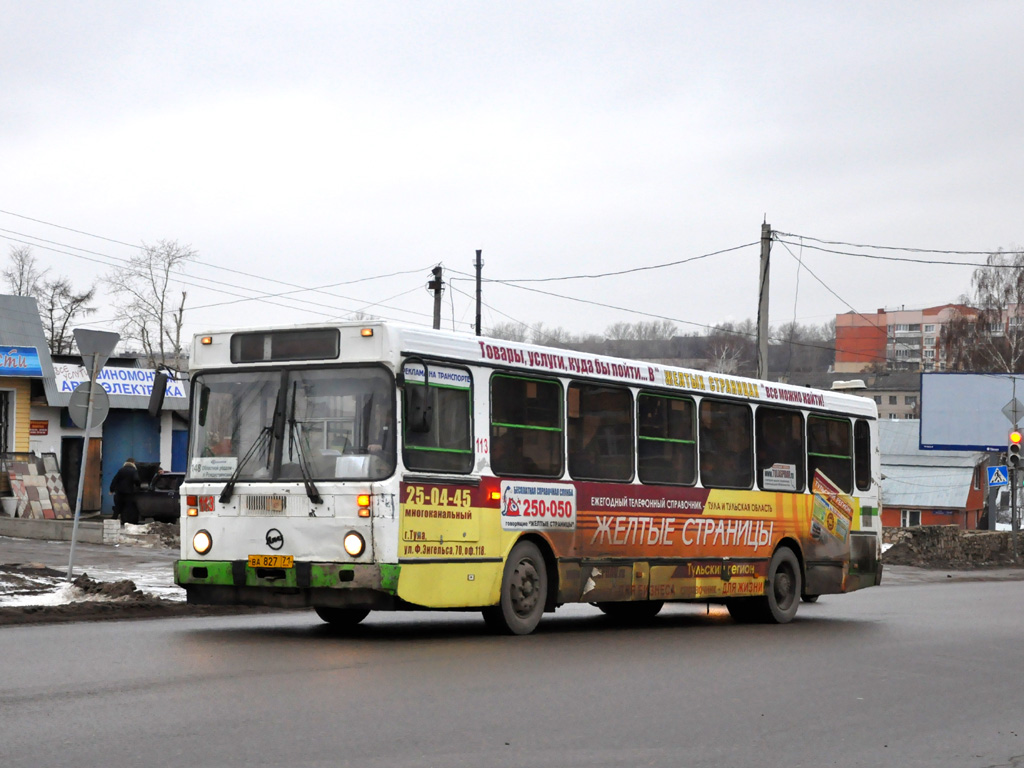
[920, 372, 1024, 452]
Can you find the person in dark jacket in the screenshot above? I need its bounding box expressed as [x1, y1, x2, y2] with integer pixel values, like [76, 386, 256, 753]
[109, 457, 141, 525]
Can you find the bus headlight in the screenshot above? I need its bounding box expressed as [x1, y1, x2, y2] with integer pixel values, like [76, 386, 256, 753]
[193, 530, 213, 555]
[343, 532, 365, 557]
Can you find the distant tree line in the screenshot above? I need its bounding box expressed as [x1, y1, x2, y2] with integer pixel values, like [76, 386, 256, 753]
[487, 318, 836, 375]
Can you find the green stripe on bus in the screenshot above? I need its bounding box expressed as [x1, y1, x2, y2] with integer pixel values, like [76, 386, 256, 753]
[491, 422, 562, 432]
[809, 452, 852, 460]
[175, 560, 401, 594]
[406, 381, 469, 391]
[638, 436, 695, 445]
[404, 446, 473, 454]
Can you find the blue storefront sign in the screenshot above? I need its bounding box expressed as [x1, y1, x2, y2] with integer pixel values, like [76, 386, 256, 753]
[0, 346, 42, 377]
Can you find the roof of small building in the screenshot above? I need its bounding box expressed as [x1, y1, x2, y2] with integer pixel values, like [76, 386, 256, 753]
[0, 295, 55, 378]
[880, 419, 983, 509]
[43, 353, 189, 412]
[783, 371, 920, 392]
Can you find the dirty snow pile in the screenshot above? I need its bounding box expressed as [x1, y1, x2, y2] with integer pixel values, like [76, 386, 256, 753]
[0, 567, 147, 608]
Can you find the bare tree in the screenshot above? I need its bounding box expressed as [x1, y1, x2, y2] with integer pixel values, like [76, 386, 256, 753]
[605, 320, 677, 341]
[3, 245, 48, 297]
[529, 323, 576, 348]
[706, 321, 755, 374]
[106, 240, 197, 370]
[3, 246, 97, 353]
[38, 278, 97, 354]
[941, 249, 1024, 372]
[488, 321, 530, 342]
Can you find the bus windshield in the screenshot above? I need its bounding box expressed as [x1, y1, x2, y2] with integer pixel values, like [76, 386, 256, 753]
[189, 366, 395, 482]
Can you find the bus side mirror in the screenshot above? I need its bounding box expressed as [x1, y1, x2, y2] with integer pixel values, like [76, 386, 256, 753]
[148, 371, 168, 418]
[406, 386, 432, 433]
[197, 385, 211, 426]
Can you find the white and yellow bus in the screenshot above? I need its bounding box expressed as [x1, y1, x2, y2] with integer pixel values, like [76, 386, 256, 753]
[175, 322, 882, 634]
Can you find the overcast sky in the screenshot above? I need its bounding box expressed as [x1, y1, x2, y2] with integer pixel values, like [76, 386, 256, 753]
[3, 1, 1023, 351]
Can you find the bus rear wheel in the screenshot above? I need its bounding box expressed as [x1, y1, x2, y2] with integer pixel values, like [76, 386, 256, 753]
[595, 601, 664, 622]
[727, 547, 801, 624]
[315, 606, 370, 627]
[482, 541, 547, 635]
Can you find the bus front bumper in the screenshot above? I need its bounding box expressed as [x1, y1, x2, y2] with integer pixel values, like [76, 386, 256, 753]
[175, 560, 401, 610]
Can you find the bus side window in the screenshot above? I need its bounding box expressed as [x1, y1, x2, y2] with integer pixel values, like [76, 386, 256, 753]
[807, 415, 852, 492]
[567, 382, 634, 482]
[402, 366, 474, 474]
[638, 393, 696, 486]
[854, 419, 872, 491]
[698, 399, 753, 489]
[754, 407, 805, 492]
[490, 374, 563, 477]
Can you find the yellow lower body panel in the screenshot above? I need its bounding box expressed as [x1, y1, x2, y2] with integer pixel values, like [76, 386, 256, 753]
[396, 561, 504, 608]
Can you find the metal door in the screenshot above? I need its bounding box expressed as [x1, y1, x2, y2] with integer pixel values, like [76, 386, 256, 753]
[100, 410, 161, 514]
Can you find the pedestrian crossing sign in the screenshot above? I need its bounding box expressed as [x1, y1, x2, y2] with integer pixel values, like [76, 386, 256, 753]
[988, 466, 1009, 487]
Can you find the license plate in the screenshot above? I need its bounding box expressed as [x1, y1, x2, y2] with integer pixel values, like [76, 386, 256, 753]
[248, 554, 294, 568]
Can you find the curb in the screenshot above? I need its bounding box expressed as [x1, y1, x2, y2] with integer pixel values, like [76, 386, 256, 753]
[0, 517, 118, 545]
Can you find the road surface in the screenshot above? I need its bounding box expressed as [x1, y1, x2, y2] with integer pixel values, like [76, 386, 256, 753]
[1, 569, 1021, 768]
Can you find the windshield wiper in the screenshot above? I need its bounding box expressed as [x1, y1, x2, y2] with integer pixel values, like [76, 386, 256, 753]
[287, 381, 323, 507]
[219, 383, 287, 504]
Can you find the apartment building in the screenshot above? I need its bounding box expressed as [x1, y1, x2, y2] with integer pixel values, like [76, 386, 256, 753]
[834, 304, 972, 373]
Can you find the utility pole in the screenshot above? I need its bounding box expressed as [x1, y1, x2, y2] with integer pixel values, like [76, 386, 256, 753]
[428, 266, 443, 330]
[475, 250, 483, 336]
[756, 220, 771, 380]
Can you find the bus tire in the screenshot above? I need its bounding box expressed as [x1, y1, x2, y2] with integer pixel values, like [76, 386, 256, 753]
[727, 547, 801, 624]
[482, 540, 547, 635]
[802, 594, 820, 603]
[595, 601, 664, 622]
[764, 547, 801, 623]
[314, 606, 370, 627]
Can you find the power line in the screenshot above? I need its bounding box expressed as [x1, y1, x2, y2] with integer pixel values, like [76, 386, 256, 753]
[0, 209, 439, 320]
[774, 230, 1001, 257]
[481, 275, 844, 356]
[491, 241, 758, 283]
[0, 228, 438, 323]
[774, 234, 1010, 268]
[449, 280, 572, 345]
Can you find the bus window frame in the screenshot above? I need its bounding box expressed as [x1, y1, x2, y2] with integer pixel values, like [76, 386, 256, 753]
[567, 381, 635, 483]
[698, 398, 754, 490]
[754, 405, 806, 493]
[807, 413, 853, 493]
[187, 362, 397, 483]
[401, 361, 475, 475]
[489, 372, 564, 479]
[636, 391, 696, 487]
[854, 418, 872, 492]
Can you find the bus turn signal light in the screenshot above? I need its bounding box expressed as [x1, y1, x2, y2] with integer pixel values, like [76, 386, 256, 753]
[357, 493, 371, 517]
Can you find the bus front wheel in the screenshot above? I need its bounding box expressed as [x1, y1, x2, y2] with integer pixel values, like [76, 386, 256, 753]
[482, 541, 548, 635]
[315, 606, 370, 627]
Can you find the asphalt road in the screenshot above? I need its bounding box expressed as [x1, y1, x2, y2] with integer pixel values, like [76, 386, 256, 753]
[1, 570, 1023, 768]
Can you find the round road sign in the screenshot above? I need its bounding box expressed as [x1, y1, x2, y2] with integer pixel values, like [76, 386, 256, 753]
[67, 382, 110, 429]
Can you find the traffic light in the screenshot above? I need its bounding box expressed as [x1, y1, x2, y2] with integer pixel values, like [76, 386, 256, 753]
[1009, 430, 1023, 468]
